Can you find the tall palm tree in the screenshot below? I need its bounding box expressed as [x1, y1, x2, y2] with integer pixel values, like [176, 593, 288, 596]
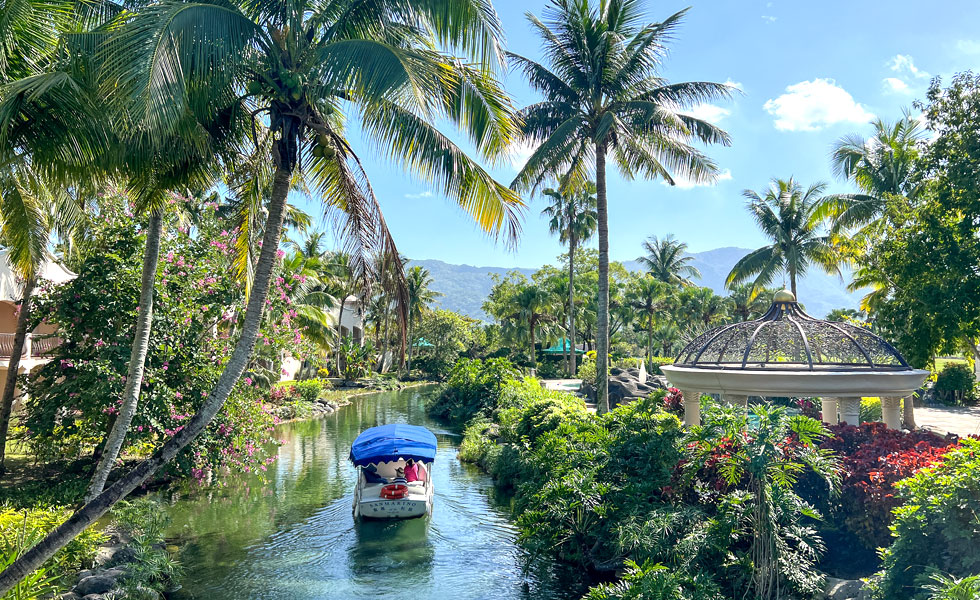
[726, 178, 841, 298]
[509, 283, 553, 365]
[541, 181, 597, 376]
[682, 286, 728, 327]
[624, 274, 672, 361]
[406, 265, 441, 372]
[824, 110, 926, 239]
[510, 1, 733, 411]
[638, 234, 701, 286]
[0, 0, 519, 591]
[651, 321, 680, 357]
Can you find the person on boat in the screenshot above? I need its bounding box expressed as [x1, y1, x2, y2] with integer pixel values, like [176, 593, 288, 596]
[391, 466, 408, 484]
[404, 458, 426, 482]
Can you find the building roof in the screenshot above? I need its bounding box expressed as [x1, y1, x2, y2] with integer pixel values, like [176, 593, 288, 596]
[0, 249, 76, 302]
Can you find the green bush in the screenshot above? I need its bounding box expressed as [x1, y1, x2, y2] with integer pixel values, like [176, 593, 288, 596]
[577, 356, 597, 385]
[860, 397, 882, 423]
[426, 358, 521, 423]
[291, 378, 325, 402]
[111, 500, 184, 597]
[535, 360, 564, 379]
[933, 363, 977, 405]
[614, 357, 642, 369]
[878, 439, 980, 599]
[0, 506, 107, 592]
[647, 356, 675, 375]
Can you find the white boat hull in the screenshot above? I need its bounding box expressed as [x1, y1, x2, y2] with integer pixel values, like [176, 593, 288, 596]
[352, 466, 433, 520]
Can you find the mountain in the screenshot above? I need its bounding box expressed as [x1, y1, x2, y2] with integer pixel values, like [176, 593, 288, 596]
[412, 248, 861, 321]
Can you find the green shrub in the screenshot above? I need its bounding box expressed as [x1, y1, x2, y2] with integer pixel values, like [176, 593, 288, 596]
[647, 356, 675, 375]
[860, 397, 882, 423]
[933, 363, 977, 405]
[577, 356, 597, 385]
[614, 357, 642, 369]
[878, 439, 980, 599]
[0, 506, 107, 591]
[111, 500, 183, 597]
[426, 358, 521, 423]
[535, 360, 564, 379]
[581, 560, 724, 600]
[291, 378, 325, 402]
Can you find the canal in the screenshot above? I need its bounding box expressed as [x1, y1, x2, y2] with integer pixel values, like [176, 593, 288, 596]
[162, 385, 571, 599]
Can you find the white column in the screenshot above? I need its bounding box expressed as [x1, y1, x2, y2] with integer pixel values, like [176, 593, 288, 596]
[839, 397, 861, 426]
[681, 389, 701, 427]
[726, 394, 748, 409]
[881, 396, 902, 429]
[821, 397, 839, 426]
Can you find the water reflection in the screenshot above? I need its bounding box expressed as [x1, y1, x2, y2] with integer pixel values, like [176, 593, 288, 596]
[163, 386, 572, 600]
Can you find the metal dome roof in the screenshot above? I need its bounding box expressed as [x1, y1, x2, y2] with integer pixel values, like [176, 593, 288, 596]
[675, 291, 911, 372]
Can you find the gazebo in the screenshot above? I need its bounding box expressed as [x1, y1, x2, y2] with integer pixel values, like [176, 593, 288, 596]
[661, 290, 929, 429]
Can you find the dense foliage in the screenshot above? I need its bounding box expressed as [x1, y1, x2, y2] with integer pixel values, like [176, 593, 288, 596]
[877, 439, 980, 599]
[20, 198, 299, 481]
[426, 358, 521, 423]
[815, 423, 960, 551]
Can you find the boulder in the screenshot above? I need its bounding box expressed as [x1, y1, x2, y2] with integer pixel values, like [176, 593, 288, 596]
[76, 570, 93, 583]
[824, 577, 866, 600]
[74, 575, 117, 596]
[105, 546, 138, 567]
[608, 368, 663, 408]
[56, 593, 82, 600]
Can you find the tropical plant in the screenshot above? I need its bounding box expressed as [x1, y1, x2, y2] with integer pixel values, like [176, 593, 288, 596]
[726, 283, 770, 322]
[681, 405, 840, 600]
[679, 286, 727, 327]
[509, 0, 733, 412]
[726, 178, 841, 298]
[638, 235, 701, 287]
[0, 0, 520, 588]
[406, 265, 442, 372]
[624, 275, 673, 361]
[542, 181, 597, 376]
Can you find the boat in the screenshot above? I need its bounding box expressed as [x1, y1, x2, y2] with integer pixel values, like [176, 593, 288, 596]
[349, 424, 436, 520]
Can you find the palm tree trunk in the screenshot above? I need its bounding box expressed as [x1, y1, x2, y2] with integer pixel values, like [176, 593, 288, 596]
[85, 211, 163, 500]
[595, 141, 610, 413]
[0, 163, 293, 595]
[790, 268, 797, 298]
[647, 314, 654, 362]
[0, 277, 35, 475]
[569, 226, 577, 378]
[335, 297, 346, 375]
[406, 314, 414, 372]
[529, 317, 536, 366]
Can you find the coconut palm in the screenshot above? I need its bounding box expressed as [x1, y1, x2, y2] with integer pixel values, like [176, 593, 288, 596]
[727, 283, 771, 322]
[541, 181, 597, 375]
[0, 0, 519, 590]
[726, 178, 841, 299]
[638, 234, 701, 287]
[824, 110, 927, 239]
[508, 283, 554, 365]
[681, 286, 727, 327]
[406, 265, 441, 372]
[651, 321, 681, 357]
[624, 274, 672, 361]
[510, 1, 733, 411]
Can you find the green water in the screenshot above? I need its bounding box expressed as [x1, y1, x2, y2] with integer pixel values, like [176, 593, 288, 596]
[161, 386, 573, 600]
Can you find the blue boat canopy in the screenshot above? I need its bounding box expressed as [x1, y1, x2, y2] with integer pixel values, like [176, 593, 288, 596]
[349, 424, 437, 467]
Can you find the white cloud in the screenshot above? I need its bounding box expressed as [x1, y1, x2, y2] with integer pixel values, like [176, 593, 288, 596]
[404, 191, 434, 199]
[663, 168, 733, 190]
[763, 78, 875, 131]
[887, 54, 929, 79]
[956, 40, 980, 54]
[882, 77, 911, 94]
[761, 15, 777, 23]
[683, 103, 731, 123]
[724, 78, 744, 91]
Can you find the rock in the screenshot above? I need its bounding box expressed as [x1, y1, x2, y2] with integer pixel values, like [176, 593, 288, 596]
[105, 546, 138, 567]
[81, 595, 105, 600]
[824, 576, 866, 600]
[94, 544, 124, 566]
[56, 593, 82, 600]
[101, 566, 128, 579]
[579, 381, 596, 401]
[74, 575, 117, 596]
[76, 570, 93, 583]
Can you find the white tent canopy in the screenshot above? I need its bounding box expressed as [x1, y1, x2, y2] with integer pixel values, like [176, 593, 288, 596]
[0, 249, 76, 302]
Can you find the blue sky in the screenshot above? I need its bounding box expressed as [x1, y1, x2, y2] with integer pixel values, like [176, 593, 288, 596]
[296, 0, 980, 268]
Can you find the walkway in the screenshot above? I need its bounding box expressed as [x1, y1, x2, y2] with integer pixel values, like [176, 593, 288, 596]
[916, 404, 980, 438]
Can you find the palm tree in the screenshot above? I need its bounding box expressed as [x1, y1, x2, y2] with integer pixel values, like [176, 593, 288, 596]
[406, 266, 441, 372]
[624, 275, 672, 361]
[726, 178, 841, 298]
[510, 1, 733, 412]
[682, 286, 728, 327]
[509, 283, 553, 365]
[727, 283, 771, 322]
[824, 110, 926, 239]
[638, 234, 701, 286]
[541, 181, 597, 376]
[651, 322, 681, 357]
[0, 0, 519, 591]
